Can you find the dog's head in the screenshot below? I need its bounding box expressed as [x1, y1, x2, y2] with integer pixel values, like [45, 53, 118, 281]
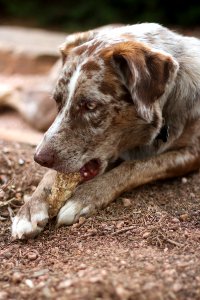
[34, 32, 178, 180]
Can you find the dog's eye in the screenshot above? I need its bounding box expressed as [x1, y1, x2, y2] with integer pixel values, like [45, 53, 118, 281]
[86, 101, 97, 110]
[79, 99, 97, 111]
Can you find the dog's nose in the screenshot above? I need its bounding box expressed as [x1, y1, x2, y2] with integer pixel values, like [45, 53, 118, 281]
[34, 149, 55, 168]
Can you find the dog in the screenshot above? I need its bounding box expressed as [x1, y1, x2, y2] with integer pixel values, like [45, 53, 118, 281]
[12, 23, 200, 239]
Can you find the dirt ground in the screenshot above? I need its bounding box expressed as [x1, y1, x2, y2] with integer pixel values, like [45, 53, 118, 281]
[0, 139, 200, 300]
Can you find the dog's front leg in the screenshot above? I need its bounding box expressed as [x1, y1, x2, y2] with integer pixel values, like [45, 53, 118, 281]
[57, 148, 200, 226]
[12, 170, 56, 239]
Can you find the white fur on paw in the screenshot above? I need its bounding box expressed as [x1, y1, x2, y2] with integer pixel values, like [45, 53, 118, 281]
[12, 216, 33, 239]
[57, 200, 91, 227]
[11, 207, 48, 240]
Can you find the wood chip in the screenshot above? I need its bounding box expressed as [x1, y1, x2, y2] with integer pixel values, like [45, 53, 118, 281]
[122, 198, 132, 207]
[179, 214, 189, 222]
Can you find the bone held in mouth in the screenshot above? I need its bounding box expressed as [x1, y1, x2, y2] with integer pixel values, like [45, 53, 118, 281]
[47, 172, 82, 218]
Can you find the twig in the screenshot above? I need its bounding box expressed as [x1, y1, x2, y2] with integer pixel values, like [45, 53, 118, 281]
[0, 198, 16, 208]
[82, 232, 97, 238]
[2, 152, 12, 167]
[8, 206, 15, 222]
[111, 225, 136, 236]
[165, 238, 183, 247]
[96, 212, 141, 222]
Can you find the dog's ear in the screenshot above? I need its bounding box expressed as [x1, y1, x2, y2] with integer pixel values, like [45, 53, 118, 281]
[108, 41, 179, 121]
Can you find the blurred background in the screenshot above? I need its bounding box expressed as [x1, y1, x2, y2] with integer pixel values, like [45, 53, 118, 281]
[0, 0, 200, 145]
[0, 0, 200, 31]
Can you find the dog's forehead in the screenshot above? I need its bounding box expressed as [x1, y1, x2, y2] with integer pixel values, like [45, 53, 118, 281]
[58, 51, 105, 96]
[54, 36, 128, 112]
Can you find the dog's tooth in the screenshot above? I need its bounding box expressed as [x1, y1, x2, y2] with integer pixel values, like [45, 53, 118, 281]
[83, 172, 88, 177]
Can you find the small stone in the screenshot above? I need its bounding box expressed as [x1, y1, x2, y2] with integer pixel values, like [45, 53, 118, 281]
[190, 192, 195, 198]
[145, 263, 156, 272]
[23, 194, 31, 203]
[58, 279, 73, 289]
[184, 230, 189, 237]
[163, 269, 176, 277]
[79, 263, 86, 270]
[116, 221, 124, 229]
[77, 270, 85, 277]
[78, 216, 86, 225]
[32, 269, 49, 278]
[41, 286, 52, 298]
[0, 190, 5, 199]
[3, 251, 12, 259]
[2, 147, 10, 154]
[143, 282, 157, 291]
[179, 214, 189, 222]
[31, 185, 37, 191]
[12, 272, 23, 283]
[0, 291, 8, 300]
[181, 177, 187, 184]
[0, 175, 8, 184]
[122, 198, 131, 207]
[25, 279, 34, 288]
[142, 232, 150, 239]
[100, 269, 107, 276]
[115, 286, 130, 300]
[89, 276, 102, 283]
[72, 223, 79, 228]
[27, 252, 38, 261]
[18, 158, 25, 165]
[173, 282, 182, 292]
[15, 192, 22, 200]
[171, 217, 180, 223]
[87, 228, 97, 235]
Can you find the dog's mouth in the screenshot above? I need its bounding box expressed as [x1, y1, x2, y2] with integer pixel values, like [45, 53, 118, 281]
[80, 159, 101, 181]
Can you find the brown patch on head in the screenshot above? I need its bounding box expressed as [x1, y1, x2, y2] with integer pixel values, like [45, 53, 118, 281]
[96, 56, 124, 100]
[81, 60, 100, 72]
[99, 80, 119, 98]
[86, 41, 103, 56]
[100, 41, 178, 120]
[99, 81, 115, 96]
[58, 77, 68, 86]
[75, 44, 88, 56]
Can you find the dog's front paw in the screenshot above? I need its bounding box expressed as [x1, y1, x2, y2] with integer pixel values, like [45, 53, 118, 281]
[56, 176, 113, 227]
[11, 199, 49, 240]
[56, 182, 104, 226]
[57, 199, 94, 227]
